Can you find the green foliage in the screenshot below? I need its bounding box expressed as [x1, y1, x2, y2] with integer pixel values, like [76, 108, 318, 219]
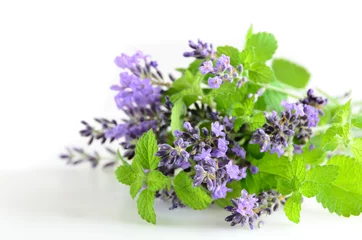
[352, 116, 362, 129]
[284, 192, 302, 223]
[173, 171, 213, 210]
[351, 138, 362, 162]
[115, 130, 170, 225]
[248, 62, 275, 83]
[261, 81, 288, 112]
[302, 148, 326, 165]
[240, 47, 255, 68]
[115, 161, 145, 186]
[217, 46, 242, 67]
[133, 129, 160, 170]
[316, 155, 362, 217]
[272, 59, 310, 88]
[167, 70, 203, 106]
[245, 32, 278, 62]
[270, 155, 340, 223]
[146, 170, 169, 192]
[212, 82, 248, 113]
[137, 189, 156, 224]
[170, 100, 186, 136]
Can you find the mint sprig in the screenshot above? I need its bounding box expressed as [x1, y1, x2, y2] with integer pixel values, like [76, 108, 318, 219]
[115, 129, 169, 224]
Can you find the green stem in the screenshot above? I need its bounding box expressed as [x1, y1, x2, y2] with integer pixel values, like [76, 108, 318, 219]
[251, 81, 302, 99]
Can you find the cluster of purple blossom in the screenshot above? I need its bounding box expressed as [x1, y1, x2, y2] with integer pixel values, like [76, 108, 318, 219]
[104, 52, 170, 148]
[199, 54, 246, 89]
[183, 39, 217, 60]
[156, 119, 259, 200]
[250, 89, 327, 157]
[225, 190, 284, 229]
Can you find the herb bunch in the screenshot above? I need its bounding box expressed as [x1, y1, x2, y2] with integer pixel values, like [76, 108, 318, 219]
[61, 25, 362, 228]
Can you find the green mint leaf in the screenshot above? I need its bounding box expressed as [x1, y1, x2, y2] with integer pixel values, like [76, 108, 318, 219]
[170, 100, 186, 136]
[247, 144, 265, 160]
[302, 147, 326, 165]
[233, 117, 244, 132]
[290, 155, 306, 182]
[167, 71, 202, 106]
[247, 153, 291, 192]
[248, 62, 274, 83]
[335, 124, 351, 140]
[261, 81, 288, 112]
[115, 163, 143, 186]
[212, 82, 248, 113]
[146, 170, 169, 192]
[316, 155, 362, 217]
[245, 32, 278, 62]
[133, 129, 160, 170]
[251, 153, 291, 180]
[305, 165, 339, 183]
[130, 180, 144, 199]
[187, 59, 203, 75]
[321, 126, 339, 151]
[240, 169, 274, 194]
[271, 59, 310, 88]
[249, 112, 266, 131]
[232, 97, 255, 117]
[217, 46, 242, 67]
[137, 188, 156, 224]
[351, 138, 362, 163]
[174, 171, 212, 210]
[300, 181, 321, 198]
[240, 47, 255, 68]
[352, 116, 362, 129]
[300, 165, 339, 198]
[277, 178, 294, 195]
[284, 192, 302, 223]
[245, 24, 253, 41]
[331, 100, 352, 126]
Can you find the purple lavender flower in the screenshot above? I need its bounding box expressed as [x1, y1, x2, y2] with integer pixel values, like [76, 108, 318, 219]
[231, 145, 246, 159]
[250, 165, 259, 174]
[281, 100, 305, 117]
[224, 189, 258, 228]
[212, 179, 231, 199]
[156, 138, 191, 169]
[193, 165, 215, 190]
[111, 72, 161, 109]
[194, 148, 213, 165]
[183, 39, 216, 59]
[225, 161, 247, 180]
[199, 60, 214, 74]
[215, 54, 231, 72]
[211, 121, 225, 137]
[211, 137, 229, 158]
[249, 129, 271, 152]
[300, 89, 328, 115]
[208, 76, 222, 88]
[223, 116, 234, 130]
[114, 51, 148, 69]
[303, 105, 319, 127]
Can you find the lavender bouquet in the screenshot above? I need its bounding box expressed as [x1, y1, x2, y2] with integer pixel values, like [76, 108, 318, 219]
[61, 26, 362, 229]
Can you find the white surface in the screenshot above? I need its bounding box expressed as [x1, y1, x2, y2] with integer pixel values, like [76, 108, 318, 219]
[1, 166, 362, 240]
[1, 0, 362, 239]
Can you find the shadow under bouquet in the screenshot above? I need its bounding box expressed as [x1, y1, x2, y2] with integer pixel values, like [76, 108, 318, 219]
[61, 25, 362, 229]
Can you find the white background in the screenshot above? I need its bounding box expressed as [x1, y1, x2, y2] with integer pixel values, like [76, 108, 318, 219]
[0, 0, 362, 239]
